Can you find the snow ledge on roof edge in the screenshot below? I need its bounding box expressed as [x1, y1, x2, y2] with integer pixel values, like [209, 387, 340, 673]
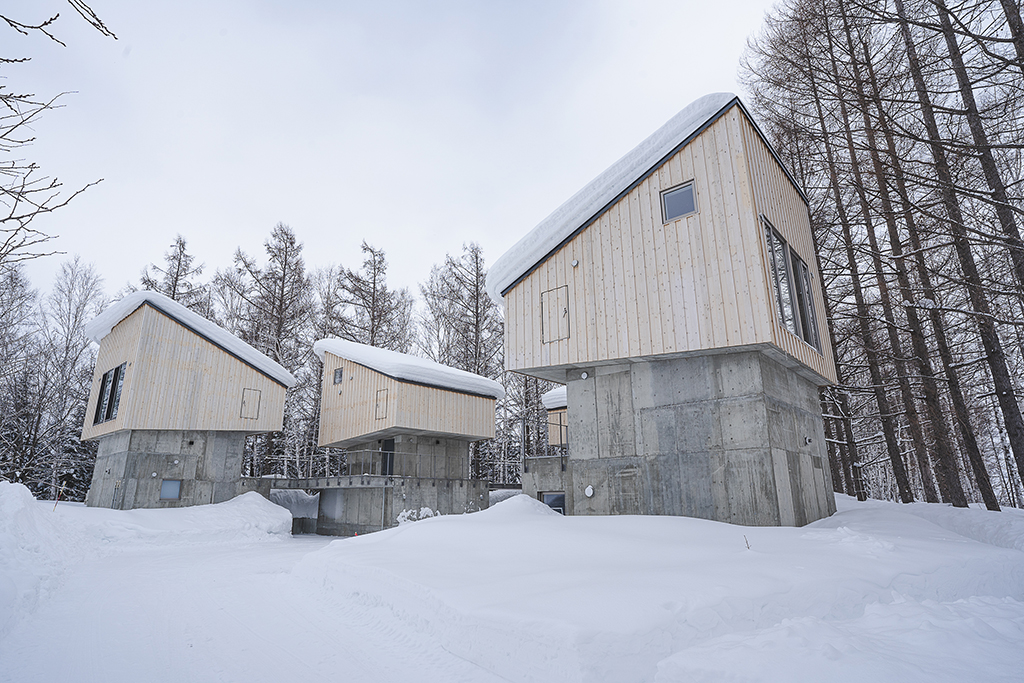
[84, 291, 297, 388]
[313, 338, 505, 400]
[485, 92, 738, 304]
[541, 385, 567, 410]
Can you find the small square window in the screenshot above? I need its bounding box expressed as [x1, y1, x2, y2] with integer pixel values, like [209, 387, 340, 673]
[160, 479, 181, 500]
[333, 367, 344, 384]
[661, 182, 696, 222]
[541, 492, 565, 514]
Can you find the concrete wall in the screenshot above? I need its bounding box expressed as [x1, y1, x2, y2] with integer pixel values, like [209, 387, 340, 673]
[345, 434, 470, 479]
[560, 350, 834, 525]
[316, 477, 489, 536]
[85, 430, 246, 510]
[316, 433, 487, 536]
[521, 455, 567, 500]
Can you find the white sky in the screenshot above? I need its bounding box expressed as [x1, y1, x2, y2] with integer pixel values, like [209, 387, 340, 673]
[12, 0, 776, 298]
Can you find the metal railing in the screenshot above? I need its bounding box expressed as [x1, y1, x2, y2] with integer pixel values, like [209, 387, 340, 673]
[343, 449, 396, 477]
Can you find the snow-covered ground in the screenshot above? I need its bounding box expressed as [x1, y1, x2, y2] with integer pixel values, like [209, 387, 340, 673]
[1, 481, 1023, 682]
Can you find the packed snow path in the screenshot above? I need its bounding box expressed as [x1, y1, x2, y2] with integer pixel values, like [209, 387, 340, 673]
[2, 484, 1024, 682]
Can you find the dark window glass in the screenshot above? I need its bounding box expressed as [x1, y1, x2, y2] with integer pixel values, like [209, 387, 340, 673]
[333, 367, 344, 384]
[662, 183, 696, 222]
[764, 217, 821, 352]
[541, 492, 565, 514]
[381, 438, 395, 476]
[791, 250, 821, 351]
[93, 362, 127, 425]
[94, 371, 113, 425]
[764, 223, 796, 335]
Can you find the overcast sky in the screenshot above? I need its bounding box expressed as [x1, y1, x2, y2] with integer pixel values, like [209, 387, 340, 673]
[13, 0, 777, 299]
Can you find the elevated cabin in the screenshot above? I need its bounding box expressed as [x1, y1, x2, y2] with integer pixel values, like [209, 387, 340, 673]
[82, 291, 295, 510]
[312, 338, 504, 535]
[488, 93, 836, 526]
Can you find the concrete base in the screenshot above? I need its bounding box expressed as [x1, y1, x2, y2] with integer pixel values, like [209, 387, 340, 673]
[521, 454, 567, 502]
[316, 434, 487, 536]
[85, 430, 246, 510]
[530, 350, 835, 526]
[315, 477, 489, 536]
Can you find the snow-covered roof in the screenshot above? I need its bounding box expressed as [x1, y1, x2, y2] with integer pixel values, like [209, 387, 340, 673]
[486, 92, 739, 303]
[84, 291, 297, 388]
[541, 385, 567, 410]
[313, 338, 506, 400]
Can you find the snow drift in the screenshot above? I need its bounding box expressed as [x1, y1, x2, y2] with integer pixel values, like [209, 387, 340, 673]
[2, 484, 1023, 682]
[0, 482, 290, 639]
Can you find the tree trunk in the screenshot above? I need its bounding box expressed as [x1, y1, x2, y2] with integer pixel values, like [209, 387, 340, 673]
[896, 0, 1024, 495]
[862, 36, 1001, 510]
[811, 16, 914, 502]
[842, 26, 965, 505]
[934, 0, 1024, 298]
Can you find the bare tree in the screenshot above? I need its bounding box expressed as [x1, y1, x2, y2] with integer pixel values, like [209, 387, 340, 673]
[331, 241, 413, 352]
[0, 3, 115, 267]
[140, 235, 211, 316]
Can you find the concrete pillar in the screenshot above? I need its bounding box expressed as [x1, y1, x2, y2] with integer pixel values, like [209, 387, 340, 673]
[315, 435, 487, 537]
[562, 350, 835, 526]
[85, 430, 248, 510]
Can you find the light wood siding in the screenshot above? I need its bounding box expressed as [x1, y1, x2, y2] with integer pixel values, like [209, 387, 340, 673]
[318, 352, 496, 448]
[739, 116, 837, 383]
[81, 305, 146, 440]
[82, 305, 287, 440]
[505, 108, 793, 374]
[547, 407, 568, 446]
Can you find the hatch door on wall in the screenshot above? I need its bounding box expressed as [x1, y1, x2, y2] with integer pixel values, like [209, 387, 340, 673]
[541, 285, 570, 343]
[240, 388, 261, 420]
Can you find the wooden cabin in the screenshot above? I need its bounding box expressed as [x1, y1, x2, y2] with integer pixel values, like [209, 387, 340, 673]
[488, 93, 836, 526]
[82, 291, 295, 510]
[311, 338, 504, 535]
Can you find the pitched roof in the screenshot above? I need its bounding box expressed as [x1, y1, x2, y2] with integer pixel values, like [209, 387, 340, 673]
[313, 338, 506, 400]
[85, 291, 297, 388]
[486, 92, 740, 303]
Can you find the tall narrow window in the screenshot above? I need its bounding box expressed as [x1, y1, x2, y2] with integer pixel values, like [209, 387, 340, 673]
[93, 362, 126, 425]
[791, 250, 821, 352]
[661, 182, 697, 222]
[764, 217, 821, 352]
[764, 221, 795, 334]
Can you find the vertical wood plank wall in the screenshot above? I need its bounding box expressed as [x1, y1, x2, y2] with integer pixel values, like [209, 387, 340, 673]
[505, 108, 779, 374]
[81, 307, 145, 440]
[739, 116, 837, 383]
[503, 106, 836, 385]
[82, 305, 287, 440]
[318, 352, 496, 448]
